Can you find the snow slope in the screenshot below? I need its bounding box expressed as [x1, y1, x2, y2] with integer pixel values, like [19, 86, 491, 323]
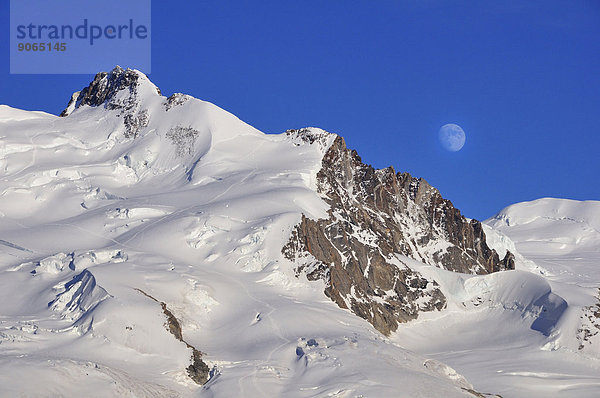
[487, 198, 600, 353]
[394, 199, 600, 397]
[0, 69, 478, 397]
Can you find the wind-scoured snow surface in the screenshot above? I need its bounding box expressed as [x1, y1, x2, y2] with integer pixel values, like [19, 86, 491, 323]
[0, 71, 478, 397]
[395, 198, 600, 397]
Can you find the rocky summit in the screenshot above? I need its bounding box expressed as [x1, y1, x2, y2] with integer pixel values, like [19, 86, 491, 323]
[284, 130, 514, 335]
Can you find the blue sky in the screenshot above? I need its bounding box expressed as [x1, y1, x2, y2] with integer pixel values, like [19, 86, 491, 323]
[1, 1, 599, 220]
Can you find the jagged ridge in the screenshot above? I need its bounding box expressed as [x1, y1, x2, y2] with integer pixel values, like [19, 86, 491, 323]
[284, 133, 514, 335]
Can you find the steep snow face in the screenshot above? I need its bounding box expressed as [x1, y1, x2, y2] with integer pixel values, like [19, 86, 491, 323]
[0, 68, 476, 397]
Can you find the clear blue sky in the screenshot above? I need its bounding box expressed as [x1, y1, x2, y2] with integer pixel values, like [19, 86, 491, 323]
[1, 1, 599, 220]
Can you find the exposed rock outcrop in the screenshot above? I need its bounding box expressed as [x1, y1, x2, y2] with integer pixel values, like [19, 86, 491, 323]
[164, 93, 191, 111]
[135, 289, 210, 384]
[284, 131, 514, 335]
[60, 67, 154, 139]
[60, 66, 159, 116]
[577, 288, 600, 351]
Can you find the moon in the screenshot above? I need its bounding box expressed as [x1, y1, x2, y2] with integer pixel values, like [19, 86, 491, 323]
[439, 124, 466, 152]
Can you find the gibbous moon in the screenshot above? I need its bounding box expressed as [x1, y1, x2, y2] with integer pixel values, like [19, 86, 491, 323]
[439, 124, 466, 152]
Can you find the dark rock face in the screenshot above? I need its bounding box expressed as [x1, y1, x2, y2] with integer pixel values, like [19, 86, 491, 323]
[60, 66, 155, 138]
[60, 66, 154, 115]
[284, 215, 446, 336]
[284, 133, 514, 335]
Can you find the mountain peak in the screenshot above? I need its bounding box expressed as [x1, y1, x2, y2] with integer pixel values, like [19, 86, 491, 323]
[60, 66, 160, 116]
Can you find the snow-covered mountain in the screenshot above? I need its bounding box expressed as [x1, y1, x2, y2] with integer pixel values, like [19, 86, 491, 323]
[0, 67, 598, 397]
